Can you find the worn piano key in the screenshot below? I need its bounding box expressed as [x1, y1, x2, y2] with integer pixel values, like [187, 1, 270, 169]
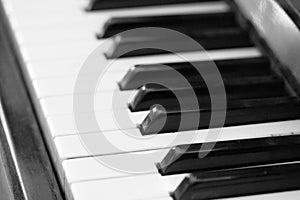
[54, 120, 300, 159]
[28, 48, 262, 79]
[71, 173, 186, 200]
[33, 72, 125, 98]
[99, 12, 237, 38]
[172, 163, 300, 200]
[39, 90, 133, 116]
[70, 164, 300, 200]
[63, 149, 170, 184]
[47, 109, 149, 137]
[62, 134, 300, 184]
[105, 28, 253, 58]
[119, 56, 271, 90]
[21, 41, 101, 61]
[158, 134, 300, 175]
[139, 97, 300, 135]
[129, 76, 287, 111]
[87, 0, 219, 11]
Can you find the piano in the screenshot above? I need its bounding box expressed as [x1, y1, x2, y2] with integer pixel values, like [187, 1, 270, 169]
[1, 0, 300, 199]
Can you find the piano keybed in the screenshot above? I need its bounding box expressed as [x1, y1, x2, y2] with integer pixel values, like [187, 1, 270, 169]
[2, 0, 300, 199]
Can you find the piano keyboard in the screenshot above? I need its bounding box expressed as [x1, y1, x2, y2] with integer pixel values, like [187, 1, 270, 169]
[2, 0, 300, 199]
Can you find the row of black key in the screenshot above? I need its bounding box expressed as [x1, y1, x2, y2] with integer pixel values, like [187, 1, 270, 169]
[147, 134, 300, 199]
[120, 56, 299, 135]
[87, 1, 300, 199]
[159, 135, 300, 199]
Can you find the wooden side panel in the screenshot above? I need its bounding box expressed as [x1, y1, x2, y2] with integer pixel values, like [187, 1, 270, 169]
[0, 0, 64, 199]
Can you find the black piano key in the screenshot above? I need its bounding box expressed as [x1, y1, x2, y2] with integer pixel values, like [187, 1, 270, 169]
[88, 0, 220, 11]
[99, 12, 238, 38]
[105, 28, 253, 58]
[158, 134, 300, 175]
[129, 76, 286, 111]
[172, 163, 300, 200]
[119, 57, 271, 90]
[138, 97, 300, 135]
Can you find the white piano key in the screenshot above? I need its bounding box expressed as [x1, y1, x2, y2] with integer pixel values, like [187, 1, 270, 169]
[6, 3, 230, 55]
[95, 2, 230, 18]
[26, 59, 85, 79]
[69, 169, 300, 200]
[71, 175, 300, 200]
[11, 12, 101, 29]
[8, 0, 85, 6]
[30, 48, 262, 98]
[15, 26, 98, 45]
[47, 109, 148, 137]
[28, 48, 262, 79]
[71, 173, 186, 200]
[16, 28, 100, 46]
[6, 1, 86, 14]
[62, 149, 169, 183]
[10, 1, 92, 16]
[14, 1, 228, 18]
[20, 41, 101, 62]
[54, 120, 300, 159]
[33, 72, 125, 97]
[7, 3, 87, 15]
[10, 2, 229, 44]
[10, 1, 228, 18]
[94, 2, 230, 36]
[8, 15, 101, 34]
[39, 90, 134, 116]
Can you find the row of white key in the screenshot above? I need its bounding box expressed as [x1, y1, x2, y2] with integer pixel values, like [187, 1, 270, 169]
[70, 173, 300, 200]
[5, 0, 300, 199]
